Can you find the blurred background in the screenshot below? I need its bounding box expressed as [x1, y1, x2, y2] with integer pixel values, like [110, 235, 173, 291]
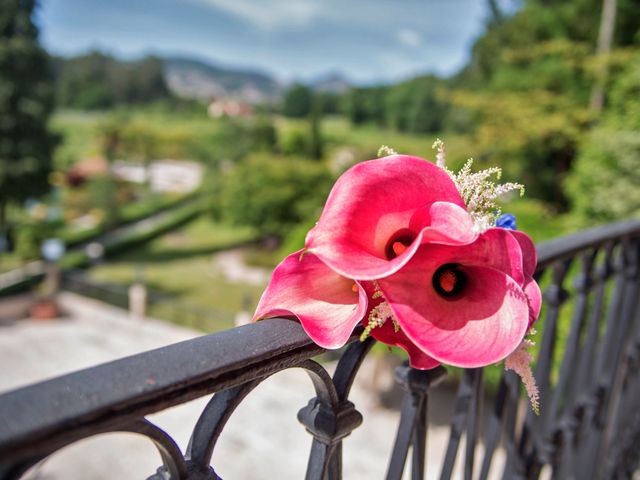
[1, 0, 639, 338]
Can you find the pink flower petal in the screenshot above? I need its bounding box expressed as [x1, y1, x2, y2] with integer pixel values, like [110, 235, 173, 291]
[523, 277, 542, 328]
[509, 230, 537, 277]
[253, 251, 367, 349]
[391, 229, 524, 285]
[370, 320, 441, 370]
[306, 155, 472, 280]
[506, 230, 540, 327]
[378, 248, 530, 367]
[419, 202, 478, 246]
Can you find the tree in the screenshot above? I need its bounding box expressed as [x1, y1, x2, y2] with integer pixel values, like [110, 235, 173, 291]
[282, 84, 312, 118]
[385, 77, 448, 133]
[342, 86, 387, 125]
[590, 0, 618, 113]
[54, 52, 171, 109]
[0, 0, 57, 234]
[219, 154, 333, 238]
[308, 99, 324, 160]
[567, 54, 640, 222]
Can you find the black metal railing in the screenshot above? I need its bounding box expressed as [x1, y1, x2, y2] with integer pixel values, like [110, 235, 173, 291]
[1, 218, 639, 479]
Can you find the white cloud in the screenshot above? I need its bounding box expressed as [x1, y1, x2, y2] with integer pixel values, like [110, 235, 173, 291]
[397, 28, 421, 48]
[195, 0, 321, 30]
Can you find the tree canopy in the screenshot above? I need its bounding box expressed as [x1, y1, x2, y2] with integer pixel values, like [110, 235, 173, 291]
[337, 0, 640, 217]
[52, 52, 171, 109]
[0, 0, 57, 221]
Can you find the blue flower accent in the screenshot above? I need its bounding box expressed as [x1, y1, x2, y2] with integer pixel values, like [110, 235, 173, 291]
[496, 213, 517, 230]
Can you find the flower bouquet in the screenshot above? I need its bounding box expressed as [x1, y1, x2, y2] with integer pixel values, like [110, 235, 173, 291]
[254, 141, 541, 412]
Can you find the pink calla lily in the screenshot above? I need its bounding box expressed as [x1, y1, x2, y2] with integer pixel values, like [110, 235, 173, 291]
[359, 281, 440, 370]
[377, 229, 532, 368]
[305, 155, 477, 281]
[253, 154, 542, 375]
[509, 230, 542, 328]
[253, 250, 442, 369]
[253, 250, 368, 349]
[367, 312, 441, 370]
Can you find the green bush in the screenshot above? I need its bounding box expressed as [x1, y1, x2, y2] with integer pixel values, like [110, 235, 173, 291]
[58, 199, 206, 270]
[14, 224, 42, 261]
[281, 128, 309, 156]
[87, 175, 120, 227]
[282, 84, 312, 118]
[218, 154, 333, 238]
[58, 192, 195, 246]
[566, 129, 640, 223]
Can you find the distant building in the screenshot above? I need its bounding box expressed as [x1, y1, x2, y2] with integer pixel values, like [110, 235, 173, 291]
[207, 99, 253, 118]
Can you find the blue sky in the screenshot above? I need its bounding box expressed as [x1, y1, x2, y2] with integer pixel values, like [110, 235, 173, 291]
[37, 0, 496, 84]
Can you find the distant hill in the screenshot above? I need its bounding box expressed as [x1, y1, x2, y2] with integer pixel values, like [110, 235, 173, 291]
[163, 57, 283, 103]
[51, 51, 353, 108]
[310, 72, 351, 94]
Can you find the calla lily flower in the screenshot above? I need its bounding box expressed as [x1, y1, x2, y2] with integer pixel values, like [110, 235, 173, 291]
[370, 322, 441, 370]
[253, 250, 442, 369]
[509, 230, 542, 328]
[253, 250, 368, 349]
[356, 281, 440, 370]
[253, 154, 542, 374]
[305, 155, 478, 281]
[377, 228, 534, 368]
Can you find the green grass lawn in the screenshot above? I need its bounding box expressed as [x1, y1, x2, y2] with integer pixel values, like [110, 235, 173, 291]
[278, 115, 477, 171]
[0, 253, 27, 274]
[88, 215, 263, 332]
[51, 110, 107, 169]
[52, 107, 225, 168]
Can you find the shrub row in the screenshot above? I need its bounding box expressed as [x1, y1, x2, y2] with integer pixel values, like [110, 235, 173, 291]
[59, 191, 199, 247]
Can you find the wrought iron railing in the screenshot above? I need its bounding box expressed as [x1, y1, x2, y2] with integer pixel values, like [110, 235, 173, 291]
[1, 218, 639, 479]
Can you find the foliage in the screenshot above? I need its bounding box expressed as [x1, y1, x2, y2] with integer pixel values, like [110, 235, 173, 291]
[331, 0, 640, 216]
[342, 86, 387, 126]
[342, 77, 449, 133]
[50, 110, 105, 169]
[567, 52, 640, 223]
[450, 24, 598, 209]
[385, 76, 449, 134]
[278, 109, 325, 160]
[0, 0, 57, 221]
[59, 198, 206, 270]
[282, 83, 313, 118]
[86, 175, 120, 228]
[316, 92, 342, 115]
[604, 50, 640, 130]
[451, 89, 589, 206]
[567, 130, 640, 223]
[14, 223, 43, 260]
[252, 116, 279, 152]
[280, 128, 309, 156]
[450, 0, 640, 212]
[53, 108, 279, 168]
[59, 192, 194, 246]
[218, 153, 333, 238]
[53, 52, 171, 109]
[308, 100, 324, 160]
